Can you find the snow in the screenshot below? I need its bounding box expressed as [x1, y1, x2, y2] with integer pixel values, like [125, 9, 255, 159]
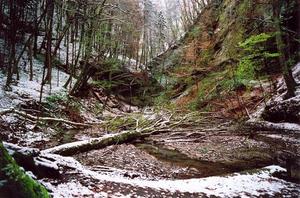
[42, 181, 105, 198]
[20, 131, 50, 146]
[80, 165, 300, 197]
[34, 156, 59, 170]
[39, 150, 300, 197]
[292, 62, 300, 84]
[0, 62, 69, 109]
[42, 133, 116, 154]
[3, 142, 40, 156]
[248, 62, 300, 123]
[40, 160, 300, 198]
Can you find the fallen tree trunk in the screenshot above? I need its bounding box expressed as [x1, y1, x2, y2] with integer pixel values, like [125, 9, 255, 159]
[42, 112, 192, 156]
[0, 108, 99, 128]
[261, 97, 300, 124]
[246, 120, 300, 133]
[43, 130, 143, 156]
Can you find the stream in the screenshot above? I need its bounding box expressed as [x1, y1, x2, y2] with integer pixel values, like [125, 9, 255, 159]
[135, 142, 273, 179]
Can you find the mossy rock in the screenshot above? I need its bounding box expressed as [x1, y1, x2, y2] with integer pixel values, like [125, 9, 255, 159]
[0, 142, 49, 198]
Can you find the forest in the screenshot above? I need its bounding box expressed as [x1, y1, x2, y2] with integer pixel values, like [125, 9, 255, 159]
[0, 0, 299, 197]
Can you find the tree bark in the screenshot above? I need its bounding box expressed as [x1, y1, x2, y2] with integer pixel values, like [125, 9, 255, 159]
[43, 130, 143, 156]
[44, 0, 54, 85]
[273, 0, 297, 99]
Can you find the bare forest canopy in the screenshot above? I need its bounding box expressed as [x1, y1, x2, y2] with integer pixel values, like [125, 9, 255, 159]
[0, 0, 212, 95]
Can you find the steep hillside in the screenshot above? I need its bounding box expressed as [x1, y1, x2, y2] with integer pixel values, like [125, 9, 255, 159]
[154, 0, 299, 118]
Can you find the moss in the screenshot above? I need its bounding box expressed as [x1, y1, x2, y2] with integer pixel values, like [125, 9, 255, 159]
[237, 0, 251, 16]
[35, 53, 45, 63]
[103, 116, 137, 132]
[188, 69, 236, 111]
[0, 143, 49, 198]
[188, 26, 202, 39]
[199, 48, 214, 65]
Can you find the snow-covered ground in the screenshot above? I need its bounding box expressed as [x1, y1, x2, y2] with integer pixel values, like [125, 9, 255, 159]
[248, 62, 300, 125]
[0, 56, 70, 109]
[41, 163, 300, 198]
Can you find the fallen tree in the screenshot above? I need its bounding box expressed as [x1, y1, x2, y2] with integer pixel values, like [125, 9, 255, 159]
[246, 120, 300, 133]
[261, 96, 300, 124]
[43, 130, 143, 156]
[0, 108, 101, 128]
[42, 112, 195, 156]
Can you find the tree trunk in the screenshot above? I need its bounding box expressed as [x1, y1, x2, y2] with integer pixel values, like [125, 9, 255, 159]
[273, 0, 297, 99]
[43, 130, 143, 156]
[28, 40, 34, 81]
[44, 0, 54, 85]
[6, 0, 17, 89]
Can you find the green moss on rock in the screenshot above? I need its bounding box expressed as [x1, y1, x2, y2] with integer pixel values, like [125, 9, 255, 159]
[0, 142, 49, 198]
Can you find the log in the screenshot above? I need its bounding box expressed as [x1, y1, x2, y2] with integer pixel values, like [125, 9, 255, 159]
[262, 97, 300, 124]
[42, 113, 191, 156]
[34, 111, 191, 156]
[42, 130, 143, 156]
[246, 120, 300, 133]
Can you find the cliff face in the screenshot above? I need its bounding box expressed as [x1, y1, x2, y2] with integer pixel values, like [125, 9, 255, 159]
[157, 0, 299, 116]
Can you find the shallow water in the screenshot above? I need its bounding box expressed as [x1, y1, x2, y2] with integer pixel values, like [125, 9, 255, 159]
[135, 142, 273, 179]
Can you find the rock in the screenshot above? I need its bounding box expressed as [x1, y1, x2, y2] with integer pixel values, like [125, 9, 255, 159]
[287, 157, 300, 181]
[276, 151, 300, 181]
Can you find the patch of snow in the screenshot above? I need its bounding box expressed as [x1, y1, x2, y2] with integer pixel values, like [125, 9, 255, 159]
[79, 165, 300, 197]
[0, 114, 19, 124]
[249, 62, 300, 122]
[41, 181, 105, 198]
[38, 151, 300, 197]
[34, 156, 59, 170]
[0, 48, 70, 109]
[26, 171, 37, 180]
[20, 131, 50, 146]
[39, 153, 85, 170]
[292, 62, 300, 83]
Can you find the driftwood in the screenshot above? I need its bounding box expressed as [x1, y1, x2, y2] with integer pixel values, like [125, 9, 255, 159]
[0, 108, 99, 128]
